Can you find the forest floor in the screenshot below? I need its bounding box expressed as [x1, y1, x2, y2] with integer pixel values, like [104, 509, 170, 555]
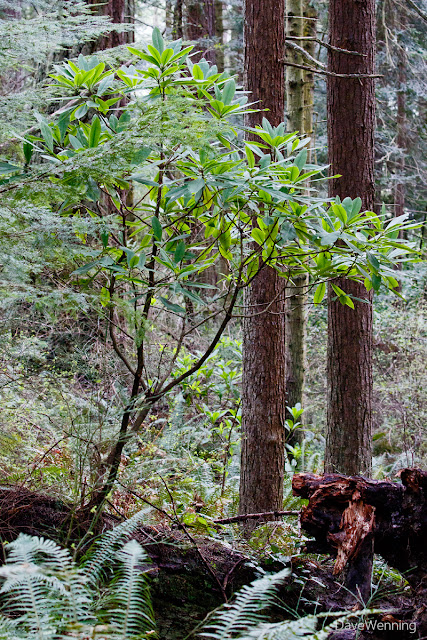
[0, 486, 421, 640]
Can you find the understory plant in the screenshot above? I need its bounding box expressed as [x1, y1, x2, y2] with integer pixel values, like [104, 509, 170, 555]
[200, 568, 379, 640]
[0, 510, 155, 640]
[0, 26, 419, 519]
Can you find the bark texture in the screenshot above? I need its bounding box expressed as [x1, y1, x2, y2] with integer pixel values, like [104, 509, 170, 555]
[84, 0, 134, 52]
[395, 9, 407, 225]
[325, 0, 376, 475]
[302, 3, 317, 141]
[284, 0, 308, 429]
[239, 0, 287, 523]
[285, 0, 304, 133]
[173, 0, 184, 39]
[184, 0, 224, 68]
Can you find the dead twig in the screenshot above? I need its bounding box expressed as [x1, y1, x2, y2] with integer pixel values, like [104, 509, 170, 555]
[214, 510, 300, 525]
[159, 477, 228, 602]
[280, 60, 382, 79]
[287, 36, 367, 57]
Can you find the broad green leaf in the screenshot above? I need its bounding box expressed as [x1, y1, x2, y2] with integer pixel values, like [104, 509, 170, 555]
[188, 177, 205, 194]
[331, 283, 347, 298]
[372, 273, 382, 291]
[341, 295, 355, 309]
[72, 261, 99, 275]
[222, 79, 236, 105]
[86, 177, 100, 201]
[101, 229, 109, 248]
[131, 146, 151, 165]
[88, 116, 101, 147]
[245, 146, 255, 168]
[174, 241, 186, 263]
[74, 104, 88, 120]
[313, 282, 326, 304]
[159, 297, 185, 314]
[152, 27, 164, 54]
[0, 161, 21, 174]
[129, 255, 140, 269]
[23, 140, 33, 164]
[100, 287, 110, 307]
[251, 228, 265, 245]
[367, 252, 380, 272]
[57, 111, 71, 142]
[192, 64, 204, 80]
[40, 121, 54, 152]
[152, 216, 162, 241]
[294, 148, 307, 171]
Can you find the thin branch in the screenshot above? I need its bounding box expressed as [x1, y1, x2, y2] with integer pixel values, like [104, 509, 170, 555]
[287, 36, 366, 56]
[108, 277, 136, 375]
[214, 510, 300, 525]
[280, 59, 383, 78]
[286, 41, 326, 68]
[406, 0, 427, 22]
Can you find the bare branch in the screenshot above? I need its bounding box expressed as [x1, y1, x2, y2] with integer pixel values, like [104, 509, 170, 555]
[287, 36, 366, 56]
[214, 510, 300, 524]
[406, 0, 427, 22]
[280, 59, 383, 78]
[286, 40, 326, 68]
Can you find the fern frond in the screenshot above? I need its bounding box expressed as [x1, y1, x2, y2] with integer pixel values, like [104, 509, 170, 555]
[0, 615, 25, 640]
[2, 534, 73, 572]
[108, 540, 156, 639]
[82, 507, 151, 586]
[0, 534, 92, 636]
[201, 568, 290, 640]
[236, 615, 322, 639]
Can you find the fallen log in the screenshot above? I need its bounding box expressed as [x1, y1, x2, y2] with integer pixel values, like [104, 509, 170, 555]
[293, 468, 427, 633]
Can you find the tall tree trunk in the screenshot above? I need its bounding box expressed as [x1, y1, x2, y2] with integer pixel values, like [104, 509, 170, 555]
[84, 0, 134, 53]
[184, 0, 223, 67]
[395, 8, 407, 226]
[166, 0, 173, 38]
[214, 0, 225, 72]
[285, 0, 307, 437]
[324, 0, 376, 475]
[173, 0, 184, 38]
[239, 0, 287, 524]
[185, 0, 205, 42]
[302, 3, 317, 142]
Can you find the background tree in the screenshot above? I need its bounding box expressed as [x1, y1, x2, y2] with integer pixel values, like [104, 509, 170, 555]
[324, 0, 376, 475]
[284, 0, 308, 438]
[183, 0, 224, 68]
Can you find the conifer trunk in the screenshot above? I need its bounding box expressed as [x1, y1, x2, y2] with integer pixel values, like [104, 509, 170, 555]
[85, 0, 134, 51]
[173, 0, 184, 39]
[302, 3, 316, 142]
[395, 9, 407, 224]
[239, 0, 287, 523]
[324, 0, 376, 475]
[184, 0, 224, 67]
[285, 0, 307, 431]
[214, 0, 225, 72]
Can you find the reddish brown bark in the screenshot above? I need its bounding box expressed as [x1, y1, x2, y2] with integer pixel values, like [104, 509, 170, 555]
[239, 0, 287, 524]
[325, 0, 376, 476]
[184, 0, 223, 67]
[88, 0, 134, 49]
[395, 10, 407, 227]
